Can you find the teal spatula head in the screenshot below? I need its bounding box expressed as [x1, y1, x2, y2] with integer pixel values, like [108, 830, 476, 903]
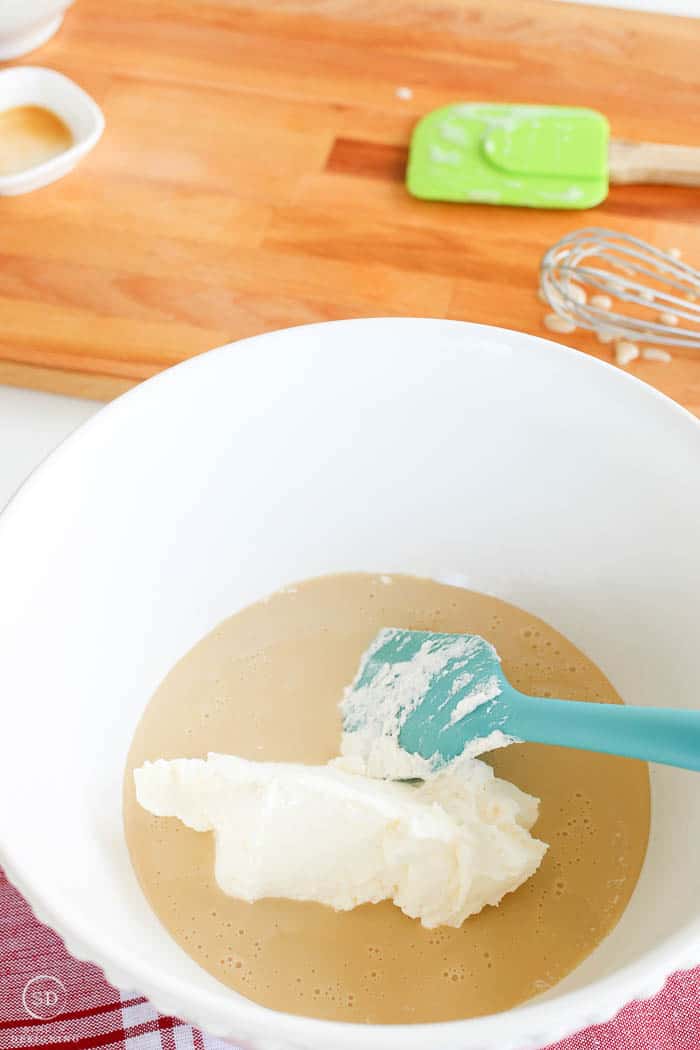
[341, 628, 700, 778]
[340, 628, 516, 779]
[406, 103, 609, 209]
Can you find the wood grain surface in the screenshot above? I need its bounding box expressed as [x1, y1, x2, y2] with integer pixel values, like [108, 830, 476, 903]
[0, 0, 698, 407]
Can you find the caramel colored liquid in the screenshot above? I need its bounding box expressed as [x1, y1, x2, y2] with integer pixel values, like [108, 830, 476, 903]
[0, 105, 73, 176]
[124, 574, 650, 1024]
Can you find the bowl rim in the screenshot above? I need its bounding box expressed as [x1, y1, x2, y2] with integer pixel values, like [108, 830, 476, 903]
[1, 317, 699, 1049]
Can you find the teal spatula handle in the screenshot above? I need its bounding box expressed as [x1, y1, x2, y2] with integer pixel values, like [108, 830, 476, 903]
[507, 693, 700, 771]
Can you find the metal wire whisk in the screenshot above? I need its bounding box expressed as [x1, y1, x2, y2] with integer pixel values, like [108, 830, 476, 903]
[540, 227, 700, 350]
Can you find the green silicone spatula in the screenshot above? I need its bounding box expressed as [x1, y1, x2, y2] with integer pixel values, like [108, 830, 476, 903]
[406, 103, 700, 209]
[341, 628, 700, 776]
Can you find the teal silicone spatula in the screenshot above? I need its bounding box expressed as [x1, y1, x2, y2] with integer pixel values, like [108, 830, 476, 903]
[341, 628, 700, 776]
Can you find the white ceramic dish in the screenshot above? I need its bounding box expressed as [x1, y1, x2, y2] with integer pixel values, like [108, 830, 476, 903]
[0, 0, 73, 60]
[0, 66, 103, 195]
[0, 318, 699, 1050]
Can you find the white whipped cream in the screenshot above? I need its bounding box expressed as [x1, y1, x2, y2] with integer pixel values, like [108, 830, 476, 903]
[134, 753, 546, 928]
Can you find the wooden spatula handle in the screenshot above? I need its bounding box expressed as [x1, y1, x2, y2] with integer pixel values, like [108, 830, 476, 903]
[608, 138, 700, 187]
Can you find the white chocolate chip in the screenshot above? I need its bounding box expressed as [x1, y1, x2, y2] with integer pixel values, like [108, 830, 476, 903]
[596, 328, 617, 344]
[544, 313, 576, 334]
[395, 86, 413, 100]
[568, 283, 587, 305]
[658, 311, 679, 326]
[615, 341, 640, 366]
[668, 248, 682, 259]
[639, 288, 655, 302]
[590, 294, 613, 310]
[642, 347, 672, 363]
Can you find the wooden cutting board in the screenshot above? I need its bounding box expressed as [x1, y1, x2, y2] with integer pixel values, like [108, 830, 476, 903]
[0, 0, 699, 408]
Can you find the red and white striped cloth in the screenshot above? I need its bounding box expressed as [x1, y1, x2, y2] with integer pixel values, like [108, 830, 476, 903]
[1, 865, 699, 1050]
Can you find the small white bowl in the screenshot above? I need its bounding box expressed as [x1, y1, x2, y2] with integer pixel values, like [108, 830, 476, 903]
[0, 319, 699, 1050]
[0, 66, 104, 195]
[0, 1, 74, 60]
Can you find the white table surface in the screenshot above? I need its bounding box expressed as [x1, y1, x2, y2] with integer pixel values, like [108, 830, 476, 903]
[0, 386, 99, 510]
[0, 0, 695, 510]
[562, 0, 698, 14]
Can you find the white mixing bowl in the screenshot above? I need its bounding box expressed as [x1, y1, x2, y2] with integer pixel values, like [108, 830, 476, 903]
[0, 1, 74, 60]
[1, 319, 699, 1050]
